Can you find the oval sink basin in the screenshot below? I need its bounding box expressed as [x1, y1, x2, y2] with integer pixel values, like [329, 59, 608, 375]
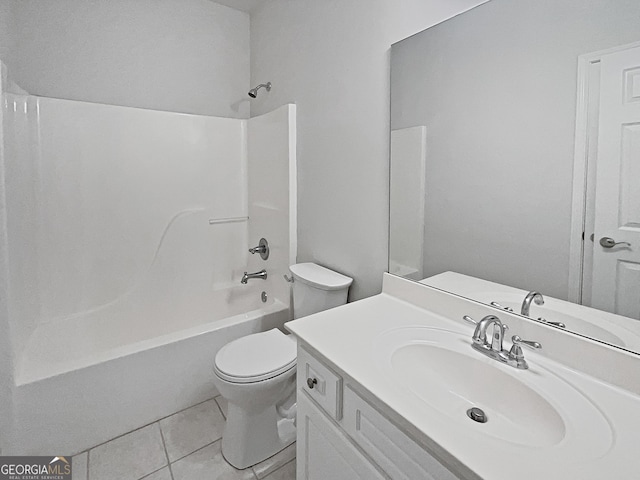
[392, 343, 564, 446]
[375, 327, 613, 454]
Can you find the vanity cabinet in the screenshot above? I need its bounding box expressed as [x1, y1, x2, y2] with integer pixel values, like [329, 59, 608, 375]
[296, 345, 462, 480]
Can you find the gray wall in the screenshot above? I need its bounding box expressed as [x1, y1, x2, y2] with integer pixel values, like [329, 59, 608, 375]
[0, 1, 15, 67]
[391, 0, 640, 299]
[7, 0, 250, 117]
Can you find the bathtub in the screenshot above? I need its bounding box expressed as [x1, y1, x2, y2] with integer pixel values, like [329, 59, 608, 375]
[9, 283, 290, 455]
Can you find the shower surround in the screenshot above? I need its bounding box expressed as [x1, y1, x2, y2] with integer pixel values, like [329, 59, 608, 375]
[0, 66, 297, 455]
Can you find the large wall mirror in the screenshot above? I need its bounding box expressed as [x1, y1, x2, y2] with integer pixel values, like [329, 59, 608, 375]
[389, 0, 640, 354]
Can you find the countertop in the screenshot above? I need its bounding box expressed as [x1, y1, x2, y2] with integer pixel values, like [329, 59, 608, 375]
[285, 276, 640, 479]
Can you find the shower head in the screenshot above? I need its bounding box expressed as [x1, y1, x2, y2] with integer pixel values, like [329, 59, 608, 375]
[248, 82, 272, 98]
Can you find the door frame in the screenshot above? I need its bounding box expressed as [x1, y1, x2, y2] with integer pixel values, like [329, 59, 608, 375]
[568, 40, 640, 303]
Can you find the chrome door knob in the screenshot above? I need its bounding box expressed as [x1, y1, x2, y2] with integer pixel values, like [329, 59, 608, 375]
[599, 237, 631, 248]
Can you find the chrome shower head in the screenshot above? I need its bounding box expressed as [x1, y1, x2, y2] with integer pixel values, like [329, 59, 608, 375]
[248, 82, 272, 98]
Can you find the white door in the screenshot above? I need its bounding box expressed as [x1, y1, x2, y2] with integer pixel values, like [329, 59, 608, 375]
[591, 46, 640, 319]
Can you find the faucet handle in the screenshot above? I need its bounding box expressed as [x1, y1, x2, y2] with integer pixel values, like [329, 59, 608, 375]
[248, 238, 269, 260]
[490, 301, 514, 312]
[462, 315, 477, 325]
[508, 336, 542, 369]
[511, 335, 542, 350]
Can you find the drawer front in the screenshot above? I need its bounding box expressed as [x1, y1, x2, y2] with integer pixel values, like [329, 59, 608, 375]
[297, 346, 343, 420]
[343, 385, 460, 480]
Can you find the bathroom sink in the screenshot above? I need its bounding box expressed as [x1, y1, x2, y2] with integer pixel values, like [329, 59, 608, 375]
[374, 327, 613, 454]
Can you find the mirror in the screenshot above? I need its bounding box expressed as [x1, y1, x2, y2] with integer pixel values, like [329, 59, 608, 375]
[389, 0, 640, 354]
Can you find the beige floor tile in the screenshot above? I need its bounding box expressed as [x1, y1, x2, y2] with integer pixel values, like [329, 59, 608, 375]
[88, 423, 167, 480]
[141, 467, 173, 480]
[262, 460, 295, 480]
[171, 441, 256, 480]
[159, 399, 225, 462]
[214, 395, 228, 419]
[71, 452, 88, 480]
[252, 443, 296, 479]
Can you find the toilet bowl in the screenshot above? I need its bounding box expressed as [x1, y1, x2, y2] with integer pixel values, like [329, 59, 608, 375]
[212, 263, 352, 469]
[212, 328, 297, 469]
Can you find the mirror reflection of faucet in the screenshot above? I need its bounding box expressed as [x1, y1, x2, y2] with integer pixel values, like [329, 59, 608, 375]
[490, 301, 513, 312]
[521, 291, 544, 316]
[520, 291, 566, 328]
[537, 317, 566, 329]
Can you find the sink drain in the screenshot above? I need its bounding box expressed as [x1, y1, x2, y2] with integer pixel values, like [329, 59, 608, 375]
[466, 407, 488, 423]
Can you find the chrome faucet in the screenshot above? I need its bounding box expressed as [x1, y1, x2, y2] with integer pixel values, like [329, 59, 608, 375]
[521, 291, 544, 316]
[466, 314, 509, 357]
[241, 269, 267, 284]
[463, 314, 542, 369]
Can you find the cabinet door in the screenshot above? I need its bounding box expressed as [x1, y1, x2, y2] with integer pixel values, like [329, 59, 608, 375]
[297, 391, 387, 480]
[343, 385, 461, 480]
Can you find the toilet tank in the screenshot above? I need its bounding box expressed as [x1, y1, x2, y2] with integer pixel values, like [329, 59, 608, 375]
[289, 263, 353, 319]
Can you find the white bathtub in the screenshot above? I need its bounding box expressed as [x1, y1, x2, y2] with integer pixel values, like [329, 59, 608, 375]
[10, 283, 290, 455]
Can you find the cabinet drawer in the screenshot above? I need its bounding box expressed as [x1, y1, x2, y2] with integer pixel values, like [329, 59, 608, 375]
[343, 385, 460, 480]
[297, 346, 343, 420]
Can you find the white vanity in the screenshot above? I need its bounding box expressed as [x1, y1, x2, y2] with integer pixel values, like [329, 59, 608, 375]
[285, 274, 640, 479]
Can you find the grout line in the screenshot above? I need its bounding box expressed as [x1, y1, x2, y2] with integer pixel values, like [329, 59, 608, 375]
[86, 451, 90, 480]
[168, 438, 222, 466]
[214, 396, 226, 420]
[76, 396, 219, 456]
[158, 421, 172, 473]
[138, 465, 170, 480]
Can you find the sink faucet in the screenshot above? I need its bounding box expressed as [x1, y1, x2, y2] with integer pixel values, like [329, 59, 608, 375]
[521, 291, 544, 316]
[463, 314, 542, 369]
[470, 315, 508, 352]
[241, 269, 267, 284]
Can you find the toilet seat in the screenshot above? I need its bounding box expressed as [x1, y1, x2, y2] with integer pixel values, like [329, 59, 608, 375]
[214, 329, 297, 384]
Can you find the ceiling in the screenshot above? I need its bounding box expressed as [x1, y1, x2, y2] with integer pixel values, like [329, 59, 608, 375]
[211, 0, 262, 14]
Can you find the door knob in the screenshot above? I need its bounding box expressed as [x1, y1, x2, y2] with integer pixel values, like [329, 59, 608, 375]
[599, 237, 631, 249]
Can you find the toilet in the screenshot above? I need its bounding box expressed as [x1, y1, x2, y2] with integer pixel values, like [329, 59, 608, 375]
[212, 262, 353, 469]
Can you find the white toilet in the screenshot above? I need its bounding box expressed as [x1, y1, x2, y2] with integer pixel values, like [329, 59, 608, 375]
[212, 262, 353, 469]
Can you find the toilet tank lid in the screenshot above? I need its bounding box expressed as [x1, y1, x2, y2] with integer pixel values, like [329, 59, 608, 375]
[289, 263, 353, 291]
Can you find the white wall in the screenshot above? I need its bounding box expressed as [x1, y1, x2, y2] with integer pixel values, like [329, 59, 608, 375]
[247, 105, 297, 309]
[9, 0, 250, 117]
[249, 0, 487, 300]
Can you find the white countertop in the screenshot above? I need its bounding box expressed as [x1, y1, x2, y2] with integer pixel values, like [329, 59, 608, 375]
[285, 276, 640, 480]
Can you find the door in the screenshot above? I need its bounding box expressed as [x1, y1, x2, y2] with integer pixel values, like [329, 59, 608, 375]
[591, 46, 640, 319]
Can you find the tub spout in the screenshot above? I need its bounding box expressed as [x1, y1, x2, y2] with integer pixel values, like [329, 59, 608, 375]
[241, 269, 267, 284]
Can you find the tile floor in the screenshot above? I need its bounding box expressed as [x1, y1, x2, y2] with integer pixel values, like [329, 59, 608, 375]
[71, 397, 295, 480]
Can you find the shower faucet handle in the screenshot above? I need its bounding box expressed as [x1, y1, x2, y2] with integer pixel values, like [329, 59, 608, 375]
[248, 238, 269, 260]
